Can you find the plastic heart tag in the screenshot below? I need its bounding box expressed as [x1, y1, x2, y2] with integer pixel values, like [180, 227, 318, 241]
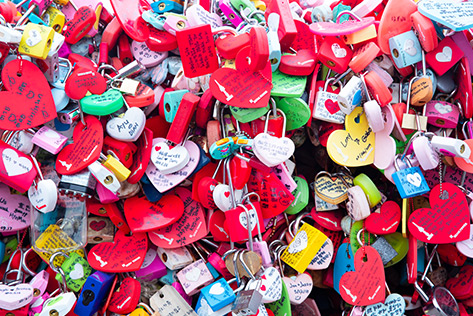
[124, 194, 184, 233]
[0, 59, 56, 130]
[277, 98, 311, 130]
[0, 183, 30, 232]
[0, 283, 33, 310]
[267, 281, 292, 316]
[80, 89, 124, 116]
[56, 115, 103, 175]
[307, 238, 333, 270]
[247, 267, 282, 303]
[283, 273, 313, 305]
[446, 265, 473, 299]
[148, 187, 208, 248]
[255, 171, 295, 218]
[106, 107, 146, 142]
[253, 133, 295, 167]
[65, 68, 107, 100]
[151, 139, 190, 175]
[418, 0, 473, 31]
[88, 229, 148, 272]
[339, 246, 386, 306]
[365, 201, 401, 235]
[109, 277, 141, 314]
[408, 183, 470, 243]
[327, 107, 375, 167]
[365, 293, 406, 316]
[28, 179, 58, 213]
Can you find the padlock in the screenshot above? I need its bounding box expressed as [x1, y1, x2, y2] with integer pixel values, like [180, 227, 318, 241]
[225, 196, 264, 243]
[313, 78, 345, 124]
[341, 14, 377, 45]
[87, 216, 114, 244]
[31, 126, 68, 154]
[157, 247, 194, 270]
[224, 250, 262, 279]
[392, 155, 430, 199]
[37, 292, 76, 316]
[150, 285, 199, 315]
[243, 202, 272, 268]
[360, 73, 385, 133]
[389, 30, 422, 69]
[267, 13, 281, 72]
[104, 202, 130, 234]
[425, 100, 459, 128]
[411, 52, 434, 107]
[364, 70, 393, 107]
[42, 6, 65, 32]
[18, 23, 55, 59]
[401, 77, 428, 131]
[3, 130, 34, 155]
[74, 271, 115, 316]
[337, 75, 363, 115]
[318, 36, 352, 73]
[28, 156, 58, 213]
[353, 173, 382, 208]
[103, 136, 137, 169]
[311, 3, 332, 22]
[29, 270, 49, 303]
[410, 11, 438, 53]
[163, 89, 189, 123]
[36, 50, 60, 83]
[99, 153, 131, 182]
[200, 278, 243, 313]
[177, 259, 215, 295]
[346, 185, 371, 221]
[412, 134, 440, 170]
[0, 141, 37, 193]
[430, 135, 470, 159]
[357, 229, 398, 266]
[50, 252, 92, 292]
[425, 36, 464, 77]
[87, 160, 120, 193]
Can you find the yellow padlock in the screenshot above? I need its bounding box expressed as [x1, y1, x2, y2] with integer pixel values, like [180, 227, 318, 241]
[342, 24, 377, 45]
[102, 154, 131, 182]
[19, 23, 54, 59]
[129, 308, 150, 316]
[42, 6, 65, 33]
[222, 58, 236, 69]
[250, 0, 266, 11]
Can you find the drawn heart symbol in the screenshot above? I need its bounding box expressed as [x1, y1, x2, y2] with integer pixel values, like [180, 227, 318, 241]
[406, 173, 422, 187]
[288, 231, 308, 254]
[2, 148, 32, 177]
[106, 107, 146, 142]
[403, 39, 417, 56]
[0, 283, 33, 310]
[148, 187, 208, 248]
[109, 277, 141, 314]
[88, 229, 148, 272]
[283, 273, 313, 305]
[0, 59, 56, 130]
[446, 265, 473, 300]
[124, 194, 184, 233]
[56, 115, 103, 175]
[150, 141, 190, 175]
[327, 107, 375, 167]
[408, 183, 470, 244]
[339, 246, 386, 306]
[238, 205, 258, 231]
[331, 43, 347, 58]
[90, 220, 106, 231]
[248, 267, 282, 303]
[365, 201, 401, 235]
[209, 57, 272, 108]
[365, 293, 406, 316]
[213, 184, 243, 212]
[434, 102, 453, 114]
[65, 68, 107, 100]
[0, 183, 30, 232]
[436, 46, 452, 62]
[209, 282, 225, 295]
[28, 179, 58, 213]
[253, 133, 295, 167]
[325, 99, 340, 114]
[69, 263, 84, 280]
[185, 268, 201, 282]
[25, 29, 42, 46]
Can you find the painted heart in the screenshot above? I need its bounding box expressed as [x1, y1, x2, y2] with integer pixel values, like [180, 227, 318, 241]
[0, 283, 33, 310]
[283, 273, 313, 305]
[404, 39, 417, 56]
[325, 99, 340, 115]
[81, 89, 124, 116]
[406, 173, 422, 187]
[146, 138, 200, 193]
[56, 115, 103, 175]
[409, 183, 470, 244]
[88, 229, 148, 272]
[436, 46, 452, 62]
[238, 205, 258, 231]
[128, 128, 153, 184]
[365, 201, 401, 235]
[69, 263, 84, 280]
[209, 61, 273, 108]
[2, 148, 32, 177]
[365, 293, 406, 316]
[332, 43, 347, 58]
[307, 238, 334, 270]
[434, 102, 453, 114]
[185, 267, 201, 282]
[28, 179, 58, 213]
[288, 230, 308, 254]
[151, 141, 190, 175]
[109, 277, 141, 314]
[213, 184, 243, 212]
[339, 246, 386, 306]
[253, 133, 295, 168]
[131, 41, 168, 67]
[65, 68, 107, 100]
[148, 187, 208, 248]
[209, 282, 225, 295]
[0, 183, 31, 232]
[327, 107, 375, 167]
[0, 59, 56, 130]
[314, 175, 353, 205]
[124, 194, 184, 233]
[248, 267, 282, 303]
[90, 220, 106, 231]
[106, 107, 146, 142]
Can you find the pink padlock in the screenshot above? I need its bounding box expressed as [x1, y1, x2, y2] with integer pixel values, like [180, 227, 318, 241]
[163, 15, 190, 36]
[28, 292, 50, 316]
[95, 181, 119, 204]
[131, 41, 168, 68]
[425, 100, 460, 129]
[29, 270, 49, 303]
[219, 0, 244, 27]
[31, 126, 68, 154]
[176, 259, 214, 296]
[135, 247, 167, 282]
[172, 281, 193, 306]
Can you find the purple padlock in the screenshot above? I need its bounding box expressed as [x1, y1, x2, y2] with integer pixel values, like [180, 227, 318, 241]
[135, 247, 167, 282]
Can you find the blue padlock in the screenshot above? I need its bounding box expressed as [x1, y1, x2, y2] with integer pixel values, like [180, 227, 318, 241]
[140, 174, 164, 202]
[389, 30, 422, 69]
[392, 156, 430, 199]
[151, 0, 183, 14]
[163, 89, 189, 123]
[74, 271, 115, 316]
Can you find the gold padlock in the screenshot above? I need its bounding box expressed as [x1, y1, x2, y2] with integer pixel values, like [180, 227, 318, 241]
[402, 77, 428, 131]
[225, 250, 262, 278]
[410, 51, 433, 106]
[19, 23, 54, 59]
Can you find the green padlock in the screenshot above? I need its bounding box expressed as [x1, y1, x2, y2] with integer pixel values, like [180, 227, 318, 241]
[271, 70, 306, 98]
[267, 280, 292, 316]
[349, 220, 376, 255]
[80, 89, 124, 116]
[2, 237, 18, 263]
[52, 252, 92, 292]
[230, 104, 269, 123]
[284, 176, 309, 215]
[276, 98, 311, 130]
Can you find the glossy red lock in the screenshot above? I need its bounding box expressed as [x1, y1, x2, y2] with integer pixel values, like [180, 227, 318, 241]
[318, 37, 353, 73]
[224, 201, 264, 243]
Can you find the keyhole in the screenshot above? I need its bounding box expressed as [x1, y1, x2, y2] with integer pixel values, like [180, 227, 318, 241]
[125, 153, 130, 161]
[460, 144, 466, 153]
[104, 175, 113, 184]
[159, 2, 166, 9]
[93, 236, 103, 242]
[53, 24, 61, 32]
[392, 48, 399, 58]
[50, 310, 59, 316]
[165, 103, 171, 113]
[161, 253, 168, 262]
[176, 21, 185, 29]
[33, 288, 41, 296]
[47, 39, 52, 48]
[327, 60, 335, 67]
[99, 207, 106, 214]
[229, 13, 235, 19]
[270, 58, 278, 65]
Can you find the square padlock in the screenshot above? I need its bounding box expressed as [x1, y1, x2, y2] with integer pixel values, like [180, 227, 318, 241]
[87, 216, 114, 244]
[31, 126, 68, 154]
[313, 90, 346, 124]
[389, 30, 422, 69]
[176, 259, 214, 295]
[425, 36, 464, 76]
[19, 23, 55, 60]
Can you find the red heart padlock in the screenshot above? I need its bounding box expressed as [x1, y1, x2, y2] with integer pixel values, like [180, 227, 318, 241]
[65, 68, 107, 100]
[455, 57, 473, 119]
[437, 244, 467, 267]
[279, 49, 317, 76]
[311, 208, 344, 231]
[62, 6, 96, 44]
[197, 176, 218, 209]
[124, 194, 184, 233]
[339, 246, 386, 306]
[248, 26, 270, 72]
[192, 162, 223, 203]
[110, 0, 149, 42]
[365, 201, 401, 235]
[446, 265, 473, 300]
[108, 277, 141, 314]
[88, 229, 148, 272]
[215, 33, 250, 59]
[55, 115, 103, 175]
[86, 198, 109, 217]
[128, 128, 153, 184]
[408, 183, 470, 244]
[230, 153, 252, 190]
[146, 27, 178, 52]
[0, 59, 56, 130]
